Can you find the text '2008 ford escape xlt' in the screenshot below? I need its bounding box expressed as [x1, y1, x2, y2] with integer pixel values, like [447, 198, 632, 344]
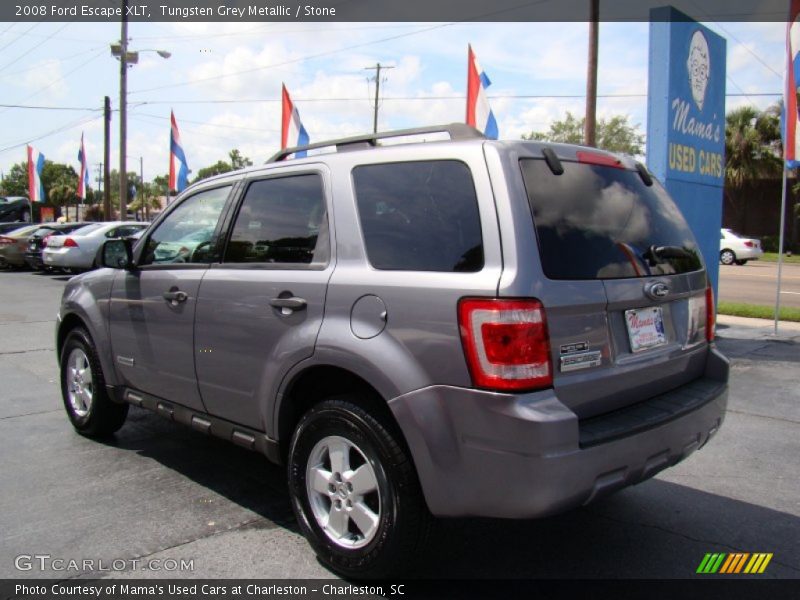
[56, 124, 728, 578]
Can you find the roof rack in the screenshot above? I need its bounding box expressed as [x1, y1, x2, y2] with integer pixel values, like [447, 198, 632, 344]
[267, 123, 486, 163]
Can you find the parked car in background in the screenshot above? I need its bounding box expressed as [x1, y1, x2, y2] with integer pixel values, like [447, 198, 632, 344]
[0, 196, 32, 223]
[44, 221, 149, 273]
[0, 222, 32, 235]
[720, 228, 764, 265]
[0, 224, 41, 269]
[24, 222, 91, 271]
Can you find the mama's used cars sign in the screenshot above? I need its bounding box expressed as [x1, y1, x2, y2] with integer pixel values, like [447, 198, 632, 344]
[648, 7, 726, 185]
[647, 6, 726, 293]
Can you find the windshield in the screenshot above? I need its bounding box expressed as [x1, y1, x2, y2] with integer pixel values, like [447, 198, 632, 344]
[520, 158, 703, 280]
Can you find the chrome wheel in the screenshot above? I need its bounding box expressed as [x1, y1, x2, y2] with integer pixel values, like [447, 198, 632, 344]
[306, 435, 381, 549]
[66, 348, 93, 417]
[720, 249, 735, 265]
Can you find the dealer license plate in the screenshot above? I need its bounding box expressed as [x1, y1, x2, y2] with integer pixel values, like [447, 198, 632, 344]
[625, 306, 667, 353]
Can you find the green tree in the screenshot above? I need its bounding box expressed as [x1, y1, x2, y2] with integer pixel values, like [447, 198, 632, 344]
[725, 105, 782, 189]
[523, 112, 645, 155]
[0, 160, 80, 202]
[193, 149, 253, 183]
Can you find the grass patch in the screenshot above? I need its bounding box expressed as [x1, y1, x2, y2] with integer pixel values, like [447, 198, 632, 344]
[717, 301, 800, 322]
[760, 252, 800, 264]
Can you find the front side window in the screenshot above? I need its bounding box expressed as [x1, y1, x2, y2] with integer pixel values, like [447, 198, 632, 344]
[353, 160, 484, 272]
[224, 174, 328, 266]
[140, 186, 231, 266]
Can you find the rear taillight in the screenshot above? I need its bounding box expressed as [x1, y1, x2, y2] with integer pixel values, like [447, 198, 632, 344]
[744, 241, 754, 248]
[705, 286, 715, 342]
[0, 236, 12, 246]
[458, 298, 552, 392]
[42, 233, 53, 247]
[63, 238, 78, 248]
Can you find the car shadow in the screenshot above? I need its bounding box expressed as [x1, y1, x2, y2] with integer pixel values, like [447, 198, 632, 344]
[98, 408, 800, 579]
[716, 337, 800, 364]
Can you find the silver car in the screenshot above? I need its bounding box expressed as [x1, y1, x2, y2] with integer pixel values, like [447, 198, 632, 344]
[43, 221, 149, 272]
[55, 125, 728, 578]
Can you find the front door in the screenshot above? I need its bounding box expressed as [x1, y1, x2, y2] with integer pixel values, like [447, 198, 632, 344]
[109, 184, 233, 411]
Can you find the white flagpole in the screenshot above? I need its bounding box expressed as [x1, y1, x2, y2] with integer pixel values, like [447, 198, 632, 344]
[774, 166, 788, 335]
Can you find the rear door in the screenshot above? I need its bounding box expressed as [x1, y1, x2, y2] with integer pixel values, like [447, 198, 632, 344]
[194, 168, 333, 430]
[517, 155, 709, 419]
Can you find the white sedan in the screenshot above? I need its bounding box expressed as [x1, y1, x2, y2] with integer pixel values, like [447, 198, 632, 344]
[720, 228, 764, 266]
[43, 221, 149, 272]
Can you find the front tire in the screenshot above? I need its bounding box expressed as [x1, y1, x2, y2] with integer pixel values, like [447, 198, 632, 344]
[720, 249, 736, 265]
[288, 397, 430, 578]
[60, 327, 128, 437]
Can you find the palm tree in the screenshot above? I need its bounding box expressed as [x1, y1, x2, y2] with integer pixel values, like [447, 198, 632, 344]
[725, 105, 783, 231]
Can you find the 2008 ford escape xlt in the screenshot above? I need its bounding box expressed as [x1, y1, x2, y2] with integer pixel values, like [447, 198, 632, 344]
[56, 124, 728, 578]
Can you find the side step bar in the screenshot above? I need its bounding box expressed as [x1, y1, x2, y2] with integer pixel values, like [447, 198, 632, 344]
[115, 386, 282, 465]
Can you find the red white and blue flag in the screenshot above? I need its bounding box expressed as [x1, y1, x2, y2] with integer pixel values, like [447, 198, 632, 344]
[466, 45, 498, 140]
[169, 110, 189, 192]
[783, 0, 800, 167]
[281, 84, 310, 158]
[77, 132, 89, 200]
[26, 145, 45, 202]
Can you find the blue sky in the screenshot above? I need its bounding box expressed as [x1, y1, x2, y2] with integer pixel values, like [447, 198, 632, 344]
[0, 20, 786, 186]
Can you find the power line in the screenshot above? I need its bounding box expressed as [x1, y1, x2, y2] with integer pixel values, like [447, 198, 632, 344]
[130, 92, 783, 106]
[129, 22, 457, 95]
[0, 22, 42, 55]
[0, 104, 101, 111]
[0, 23, 71, 74]
[0, 113, 103, 155]
[0, 45, 106, 81]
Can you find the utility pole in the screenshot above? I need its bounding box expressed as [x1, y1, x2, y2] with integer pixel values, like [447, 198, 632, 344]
[584, 0, 599, 147]
[139, 156, 144, 221]
[103, 96, 111, 221]
[365, 63, 394, 134]
[119, 0, 129, 220]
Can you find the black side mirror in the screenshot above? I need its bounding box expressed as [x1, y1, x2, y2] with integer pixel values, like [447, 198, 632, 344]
[100, 238, 134, 270]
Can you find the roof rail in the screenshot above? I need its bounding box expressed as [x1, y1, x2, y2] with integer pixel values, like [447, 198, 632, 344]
[267, 123, 485, 163]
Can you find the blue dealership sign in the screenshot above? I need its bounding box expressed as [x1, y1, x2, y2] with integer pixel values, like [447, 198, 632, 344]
[647, 6, 726, 295]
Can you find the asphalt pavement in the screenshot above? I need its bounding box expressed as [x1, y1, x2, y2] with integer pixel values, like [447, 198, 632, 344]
[0, 270, 798, 580]
[719, 261, 800, 308]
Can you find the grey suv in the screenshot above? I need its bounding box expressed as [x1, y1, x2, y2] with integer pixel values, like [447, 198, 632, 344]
[56, 124, 728, 577]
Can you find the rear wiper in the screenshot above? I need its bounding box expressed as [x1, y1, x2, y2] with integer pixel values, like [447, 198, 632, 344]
[642, 245, 693, 266]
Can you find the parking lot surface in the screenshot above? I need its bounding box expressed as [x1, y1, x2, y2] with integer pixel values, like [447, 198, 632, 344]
[0, 270, 798, 579]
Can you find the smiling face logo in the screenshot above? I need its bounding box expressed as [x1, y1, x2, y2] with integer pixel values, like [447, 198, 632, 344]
[687, 30, 710, 111]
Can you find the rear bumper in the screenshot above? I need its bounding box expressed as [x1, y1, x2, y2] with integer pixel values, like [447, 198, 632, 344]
[43, 248, 86, 268]
[388, 347, 729, 518]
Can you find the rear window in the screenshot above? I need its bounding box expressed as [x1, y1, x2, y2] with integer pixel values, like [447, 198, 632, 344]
[520, 159, 703, 280]
[71, 223, 104, 236]
[353, 160, 483, 272]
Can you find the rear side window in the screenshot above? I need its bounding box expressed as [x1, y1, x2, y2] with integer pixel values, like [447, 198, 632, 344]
[224, 174, 328, 266]
[520, 159, 703, 280]
[353, 160, 483, 272]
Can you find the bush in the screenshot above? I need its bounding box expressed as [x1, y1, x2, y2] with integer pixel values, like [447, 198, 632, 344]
[760, 235, 798, 253]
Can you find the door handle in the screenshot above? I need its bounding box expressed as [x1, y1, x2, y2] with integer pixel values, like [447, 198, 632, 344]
[270, 296, 307, 315]
[163, 290, 188, 305]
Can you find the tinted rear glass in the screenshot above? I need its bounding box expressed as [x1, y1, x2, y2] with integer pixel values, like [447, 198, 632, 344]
[353, 160, 483, 272]
[71, 223, 104, 236]
[520, 159, 703, 280]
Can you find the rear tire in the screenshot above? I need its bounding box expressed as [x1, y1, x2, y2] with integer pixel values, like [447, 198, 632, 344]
[720, 249, 736, 265]
[288, 397, 431, 578]
[735, 259, 748, 266]
[60, 327, 128, 437]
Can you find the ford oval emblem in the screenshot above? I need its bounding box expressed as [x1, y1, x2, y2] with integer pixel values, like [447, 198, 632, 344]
[645, 281, 670, 300]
